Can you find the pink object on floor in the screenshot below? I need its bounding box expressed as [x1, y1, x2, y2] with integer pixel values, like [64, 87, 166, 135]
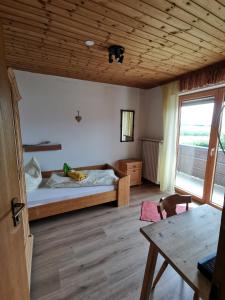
[140, 200, 188, 222]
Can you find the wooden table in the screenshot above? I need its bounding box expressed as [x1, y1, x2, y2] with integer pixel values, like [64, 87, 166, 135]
[140, 205, 221, 300]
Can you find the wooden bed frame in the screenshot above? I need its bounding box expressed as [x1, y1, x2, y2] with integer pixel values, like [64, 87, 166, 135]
[28, 164, 130, 221]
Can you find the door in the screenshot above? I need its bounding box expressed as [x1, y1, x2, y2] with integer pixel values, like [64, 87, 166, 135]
[175, 89, 224, 205]
[175, 95, 215, 199]
[0, 26, 29, 299]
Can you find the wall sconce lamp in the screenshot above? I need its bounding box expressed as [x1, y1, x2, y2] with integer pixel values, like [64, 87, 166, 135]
[75, 110, 82, 122]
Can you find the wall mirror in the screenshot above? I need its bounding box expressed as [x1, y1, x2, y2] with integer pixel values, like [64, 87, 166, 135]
[120, 110, 135, 142]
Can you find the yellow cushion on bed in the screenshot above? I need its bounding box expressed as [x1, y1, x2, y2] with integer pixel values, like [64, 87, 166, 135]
[68, 170, 87, 181]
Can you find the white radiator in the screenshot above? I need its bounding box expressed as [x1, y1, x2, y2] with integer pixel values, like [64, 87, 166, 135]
[142, 139, 163, 184]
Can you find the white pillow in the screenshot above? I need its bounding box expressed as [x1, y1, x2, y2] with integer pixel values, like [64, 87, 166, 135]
[24, 157, 42, 192]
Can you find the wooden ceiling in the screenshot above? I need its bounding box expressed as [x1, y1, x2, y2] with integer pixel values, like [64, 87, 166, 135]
[1, 0, 225, 88]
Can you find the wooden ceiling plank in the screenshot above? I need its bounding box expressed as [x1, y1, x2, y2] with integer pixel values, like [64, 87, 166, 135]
[3, 26, 193, 74]
[193, 0, 225, 21]
[1, 0, 225, 87]
[140, 0, 225, 45]
[6, 48, 91, 67]
[7, 56, 165, 83]
[0, 3, 47, 23]
[2, 28, 213, 78]
[57, 8, 201, 60]
[67, 0, 221, 57]
[1, 0, 206, 64]
[11, 0, 225, 56]
[1, 17, 107, 53]
[6, 60, 173, 85]
[89, 0, 225, 58]
[4, 0, 225, 74]
[138, 5, 225, 54]
[5, 39, 182, 76]
[0, 12, 48, 31]
[0, 2, 106, 40]
[129, 0, 225, 42]
[18, 0, 175, 50]
[132, 0, 225, 53]
[8, 64, 135, 86]
[166, 0, 225, 33]
[49, 21, 216, 67]
[0, 1, 191, 66]
[142, 0, 225, 41]
[3, 44, 212, 77]
[5, 44, 188, 79]
[96, 0, 225, 52]
[5, 42, 171, 75]
[6, 48, 157, 76]
[3, 20, 205, 71]
[51, 0, 200, 57]
[9, 64, 159, 88]
[5, 40, 102, 62]
[6, 56, 132, 77]
[91, 0, 225, 57]
[217, 0, 225, 6]
[0, 1, 176, 53]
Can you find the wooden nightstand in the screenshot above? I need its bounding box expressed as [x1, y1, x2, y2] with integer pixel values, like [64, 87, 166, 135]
[117, 159, 142, 186]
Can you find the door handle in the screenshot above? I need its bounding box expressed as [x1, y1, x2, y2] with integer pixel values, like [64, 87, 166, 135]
[11, 198, 25, 227]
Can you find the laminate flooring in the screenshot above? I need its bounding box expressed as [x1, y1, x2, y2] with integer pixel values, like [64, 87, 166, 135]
[30, 183, 196, 300]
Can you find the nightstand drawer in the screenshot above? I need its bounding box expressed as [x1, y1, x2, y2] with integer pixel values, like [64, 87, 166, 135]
[127, 168, 141, 176]
[118, 160, 142, 171]
[127, 161, 142, 170]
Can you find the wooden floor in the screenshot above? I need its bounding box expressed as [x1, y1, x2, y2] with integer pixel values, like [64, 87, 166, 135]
[30, 184, 195, 300]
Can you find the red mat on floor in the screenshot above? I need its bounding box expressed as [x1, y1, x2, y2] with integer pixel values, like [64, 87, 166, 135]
[140, 201, 188, 222]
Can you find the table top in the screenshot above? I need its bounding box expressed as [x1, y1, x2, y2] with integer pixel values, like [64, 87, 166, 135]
[140, 204, 221, 299]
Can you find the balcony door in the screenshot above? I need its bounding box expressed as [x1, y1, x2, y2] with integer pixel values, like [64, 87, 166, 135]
[175, 88, 225, 207]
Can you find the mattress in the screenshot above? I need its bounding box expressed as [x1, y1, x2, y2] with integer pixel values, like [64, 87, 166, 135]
[27, 185, 116, 208]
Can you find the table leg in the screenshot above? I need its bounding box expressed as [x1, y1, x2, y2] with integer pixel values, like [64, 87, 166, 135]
[140, 243, 158, 300]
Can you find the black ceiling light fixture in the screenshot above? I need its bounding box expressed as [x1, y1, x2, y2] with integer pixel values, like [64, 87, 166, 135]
[108, 45, 125, 64]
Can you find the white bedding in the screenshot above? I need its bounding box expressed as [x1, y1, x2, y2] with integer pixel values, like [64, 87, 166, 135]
[27, 185, 116, 208]
[46, 169, 119, 188]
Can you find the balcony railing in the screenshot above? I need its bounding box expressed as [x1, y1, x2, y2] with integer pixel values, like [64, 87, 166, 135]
[177, 144, 225, 186]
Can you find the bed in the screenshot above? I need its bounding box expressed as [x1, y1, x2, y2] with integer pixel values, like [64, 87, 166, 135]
[28, 164, 130, 221]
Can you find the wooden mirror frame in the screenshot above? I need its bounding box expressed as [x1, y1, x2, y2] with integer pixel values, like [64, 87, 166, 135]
[120, 109, 135, 142]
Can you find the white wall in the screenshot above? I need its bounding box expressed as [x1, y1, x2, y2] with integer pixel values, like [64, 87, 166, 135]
[139, 87, 163, 140]
[16, 71, 142, 171]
